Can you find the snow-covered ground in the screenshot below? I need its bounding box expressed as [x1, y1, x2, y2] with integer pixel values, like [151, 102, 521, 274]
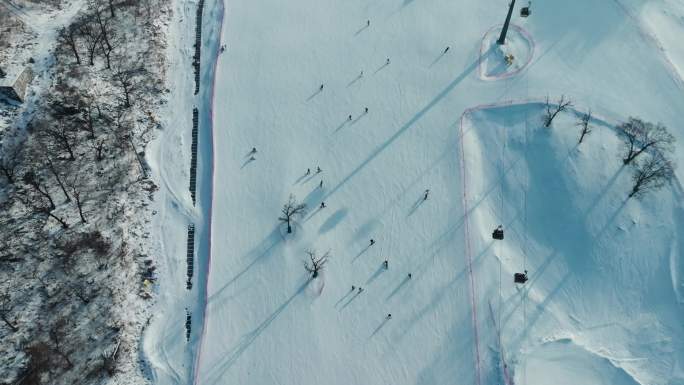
[146, 0, 684, 384]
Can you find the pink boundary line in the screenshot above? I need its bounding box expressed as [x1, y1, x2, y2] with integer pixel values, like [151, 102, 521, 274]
[478, 24, 536, 81]
[458, 97, 543, 385]
[191, 0, 225, 384]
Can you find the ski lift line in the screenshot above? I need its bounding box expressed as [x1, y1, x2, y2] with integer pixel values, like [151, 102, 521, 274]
[488, 300, 515, 385]
[458, 107, 483, 385]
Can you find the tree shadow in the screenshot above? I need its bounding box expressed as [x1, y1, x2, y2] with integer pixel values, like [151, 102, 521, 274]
[207, 227, 281, 304]
[203, 279, 309, 383]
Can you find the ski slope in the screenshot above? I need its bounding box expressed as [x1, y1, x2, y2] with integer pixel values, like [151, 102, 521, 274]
[147, 0, 684, 384]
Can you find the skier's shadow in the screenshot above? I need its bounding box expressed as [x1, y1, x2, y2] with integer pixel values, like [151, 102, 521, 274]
[306, 88, 322, 102]
[351, 112, 367, 125]
[240, 157, 255, 169]
[429, 52, 446, 68]
[407, 197, 425, 216]
[340, 290, 361, 310]
[374, 62, 389, 74]
[334, 119, 349, 133]
[347, 74, 363, 87]
[334, 289, 355, 308]
[386, 276, 411, 301]
[354, 24, 369, 36]
[365, 264, 385, 285]
[352, 245, 371, 263]
[370, 317, 390, 337]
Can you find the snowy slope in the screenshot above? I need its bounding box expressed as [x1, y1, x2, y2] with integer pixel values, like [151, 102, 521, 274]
[150, 0, 684, 384]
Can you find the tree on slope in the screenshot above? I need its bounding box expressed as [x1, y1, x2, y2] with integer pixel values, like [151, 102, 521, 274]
[619, 117, 674, 165]
[304, 249, 330, 278]
[543, 95, 572, 128]
[576, 109, 592, 144]
[279, 194, 307, 234]
[629, 154, 674, 198]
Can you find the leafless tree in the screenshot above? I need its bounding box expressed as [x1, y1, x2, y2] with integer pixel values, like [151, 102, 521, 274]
[0, 290, 18, 332]
[629, 154, 674, 198]
[57, 25, 81, 65]
[22, 170, 56, 211]
[0, 145, 20, 184]
[112, 56, 144, 108]
[304, 249, 330, 278]
[95, 8, 116, 69]
[108, 0, 116, 17]
[66, 170, 88, 223]
[43, 155, 71, 203]
[543, 95, 573, 128]
[619, 117, 675, 165]
[279, 194, 307, 233]
[80, 20, 103, 66]
[576, 109, 592, 144]
[49, 319, 74, 368]
[80, 93, 97, 140]
[41, 120, 77, 161]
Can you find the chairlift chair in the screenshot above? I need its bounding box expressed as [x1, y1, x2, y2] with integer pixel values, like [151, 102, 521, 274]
[492, 225, 504, 240]
[521, 1, 531, 17]
[514, 270, 528, 284]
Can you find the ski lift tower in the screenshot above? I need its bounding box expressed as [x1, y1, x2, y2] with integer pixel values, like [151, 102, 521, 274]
[497, 0, 516, 45]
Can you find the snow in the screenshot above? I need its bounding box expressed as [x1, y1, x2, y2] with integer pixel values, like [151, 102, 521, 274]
[145, 0, 684, 384]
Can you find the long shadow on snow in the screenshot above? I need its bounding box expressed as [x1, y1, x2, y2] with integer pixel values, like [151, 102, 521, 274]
[322, 56, 480, 201]
[204, 279, 309, 383]
[207, 227, 282, 304]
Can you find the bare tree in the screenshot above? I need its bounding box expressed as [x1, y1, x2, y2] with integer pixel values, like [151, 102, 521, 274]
[576, 109, 592, 144]
[543, 95, 573, 128]
[112, 56, 144, 108]
[49, 319, 74, 368]
[108, 0, 116, 17]
[0, 290, 18, 332]
[619, 117, 675, 165]
[44, 156, 71, 203]
[278, 194, 307, 233]
[95, 8, 116, 69]
[629, 155, 674, 198]
[0, 145, 20, 184]
[80, 93, 97, 140]
[57, 25, 81, 65]
[41, 121, 77, 161]
[80, 20, 104, 66]
[304, 249, 330, 278]
[66, 170, 88, 223]
[22, 171, 56, 211]
[20, 172, 70, 229]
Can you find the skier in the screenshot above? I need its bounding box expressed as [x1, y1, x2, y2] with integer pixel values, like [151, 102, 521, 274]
[352, 285, 356, 291]
[348, 114, 352, 121]
[306, 168, 310, 175]
[367, 20, 370, 27]
[360, 70, 364, 77]
[316, 166, 322, 173]
[319, 180, 323, 188]
[220, 45, 226, 53]
[320, 84, 324, 91]
[370, 239, 375, 246]
[386, 58, 390, 65]
[444, 46, 450, 54]
[320, 201, 326, 209]
[250, 147, 257, 154]
[423, 189, 430, 200]
[408, 273, 412, 279]
[358, 287, 364, 293]
[364, 107, 369, 113]
[383, 260, 388, 269]
[386, 314, 392, 320]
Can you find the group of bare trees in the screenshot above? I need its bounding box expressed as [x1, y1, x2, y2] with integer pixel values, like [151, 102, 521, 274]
[277, 195, 332, 278]
[618, 117, 675, 198]
[543, 96, 675, 199]
[0, 0, 169, 383]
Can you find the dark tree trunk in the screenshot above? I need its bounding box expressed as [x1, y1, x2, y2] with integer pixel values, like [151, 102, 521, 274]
[497, 0, 516, 45]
